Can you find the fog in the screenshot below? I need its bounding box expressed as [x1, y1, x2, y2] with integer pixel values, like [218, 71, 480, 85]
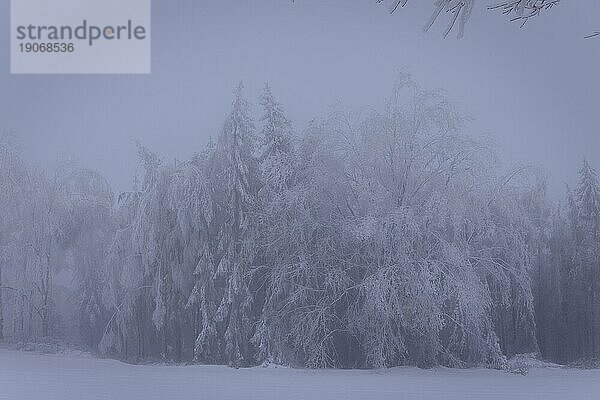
[1, 0, 599, 197]
[5, 4, 600, 394]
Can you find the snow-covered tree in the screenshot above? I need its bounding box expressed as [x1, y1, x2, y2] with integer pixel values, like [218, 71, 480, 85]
[61, 168, 115, 348]
[4, 80, 597, 369]
[252, 84, 298, 364]
[207, 83, 259, 366]
[258, 83, 295, 193]
[573, 160, 600, 356]
[0, 135, 28, 340]
[534, 160, 600, 362]
[170, 157, 214, 362]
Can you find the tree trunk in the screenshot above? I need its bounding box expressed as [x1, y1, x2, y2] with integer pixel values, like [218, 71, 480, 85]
[41, 264, 51, 338]
[40, 246, 53, 338]
[591, 272, 596, 357]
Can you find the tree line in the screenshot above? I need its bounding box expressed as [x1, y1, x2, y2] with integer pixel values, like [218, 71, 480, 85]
[0, 78, 598, 368]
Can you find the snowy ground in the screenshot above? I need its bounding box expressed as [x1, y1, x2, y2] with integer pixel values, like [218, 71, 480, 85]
[1, 349, 600, 400]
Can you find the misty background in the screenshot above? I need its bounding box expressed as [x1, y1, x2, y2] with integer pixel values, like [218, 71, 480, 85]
[1, 0, 599, 197]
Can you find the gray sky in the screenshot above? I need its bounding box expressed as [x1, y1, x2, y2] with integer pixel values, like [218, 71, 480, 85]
[1, 0, 599, 199]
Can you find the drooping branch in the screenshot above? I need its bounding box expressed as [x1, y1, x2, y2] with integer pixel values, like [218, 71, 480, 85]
[375, 0, 599, 39]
